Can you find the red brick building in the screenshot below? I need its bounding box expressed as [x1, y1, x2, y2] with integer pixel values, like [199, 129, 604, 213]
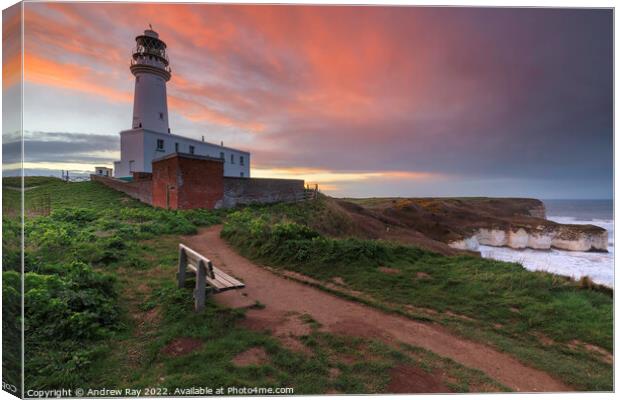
[92, 152, 306, 210]
[151, 153, 224, 209]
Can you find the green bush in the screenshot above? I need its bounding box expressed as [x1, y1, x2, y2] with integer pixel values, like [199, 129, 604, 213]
[50, 208, 99, 224]
[2, 218, 21, 272]
[25, 261, 118, 341]
[2, 271, 22, 388]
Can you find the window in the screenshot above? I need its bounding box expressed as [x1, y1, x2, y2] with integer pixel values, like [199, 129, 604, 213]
[230, 154, 235, 164]
[156, 139, 164, 151]
[159, 112, 164, 120]
[220, 152, 225, 160]
[129, 160, 135, 173]
[175, 142, 179, 152]
[136, 76, 140, 83]
[189, 145, 195, 154]
[240, 172, 244, 177]
[240, 156, 244, 166]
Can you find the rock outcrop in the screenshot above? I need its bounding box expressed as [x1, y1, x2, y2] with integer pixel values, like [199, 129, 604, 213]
[449, 225, 608, 252]
[345, 197, 608, 253]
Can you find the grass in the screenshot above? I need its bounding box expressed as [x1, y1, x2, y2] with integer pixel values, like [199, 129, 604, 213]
[89, 236, 504, 394]
[220, 199, 613, 391]
[3, 177, 504, 394]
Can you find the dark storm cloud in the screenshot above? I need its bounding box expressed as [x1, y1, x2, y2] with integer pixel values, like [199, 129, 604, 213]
[3, 131, 119, 164]
[250, 8, 612, 187]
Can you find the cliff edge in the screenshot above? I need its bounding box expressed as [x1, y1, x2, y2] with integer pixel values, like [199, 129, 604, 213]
[342, 197, 607, 252]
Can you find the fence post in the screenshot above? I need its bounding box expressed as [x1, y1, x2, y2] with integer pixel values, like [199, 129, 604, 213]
[178, 247, 187, 289]
[194, 260, 207, 312]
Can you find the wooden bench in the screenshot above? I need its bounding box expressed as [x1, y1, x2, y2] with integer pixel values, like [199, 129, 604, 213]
[177, 244, 245, 311]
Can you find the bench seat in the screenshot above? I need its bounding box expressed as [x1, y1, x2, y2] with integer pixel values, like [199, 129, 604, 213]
[187, 263, 245, 292]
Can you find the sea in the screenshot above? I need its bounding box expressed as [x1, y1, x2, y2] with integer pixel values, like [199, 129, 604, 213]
[479, 199, 614, 288]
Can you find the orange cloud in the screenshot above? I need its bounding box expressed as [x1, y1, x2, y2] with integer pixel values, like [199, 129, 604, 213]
[24, 8, 124, 67]
[24, 53, 131, 103]
[3, 6, 22, 89]
[21, 3, 422, 130]
[3, 53, 21, 89]
[252, 166, 443, 184]
[168, 94, 265, 132]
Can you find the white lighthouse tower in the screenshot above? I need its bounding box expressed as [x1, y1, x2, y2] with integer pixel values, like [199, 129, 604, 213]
[113, 27, 251, 179]
[130, 27, 171, 133]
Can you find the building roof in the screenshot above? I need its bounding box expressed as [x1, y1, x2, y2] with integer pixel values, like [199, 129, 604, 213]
[152, 152, 225, 163]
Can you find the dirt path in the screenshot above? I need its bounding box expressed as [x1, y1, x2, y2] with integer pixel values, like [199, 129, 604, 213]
[182, 226, 571, 392]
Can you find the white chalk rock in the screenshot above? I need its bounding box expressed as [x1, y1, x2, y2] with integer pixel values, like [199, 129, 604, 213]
[448, 225, 608, 252]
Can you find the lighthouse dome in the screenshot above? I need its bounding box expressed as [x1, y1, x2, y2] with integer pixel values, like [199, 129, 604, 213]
[144, 29, 159, 38]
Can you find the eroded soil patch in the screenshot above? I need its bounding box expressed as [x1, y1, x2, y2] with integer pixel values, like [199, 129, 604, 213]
[161, 337, 203, 357]
[239, 309, 313, 354]
[386, 364, 450, 394]
[232, 347, 269, 367]
[379, 266, 401, 275]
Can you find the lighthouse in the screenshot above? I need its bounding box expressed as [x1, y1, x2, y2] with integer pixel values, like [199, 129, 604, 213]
[130, 28, 171, 134]
[113, 27, 250, 180]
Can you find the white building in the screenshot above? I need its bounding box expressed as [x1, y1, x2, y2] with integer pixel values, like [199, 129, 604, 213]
[114, 28, 250, 179]
[94, 166, 113, 177]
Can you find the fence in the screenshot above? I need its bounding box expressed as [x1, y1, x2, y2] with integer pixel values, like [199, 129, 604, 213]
[304, 183, 319, 201]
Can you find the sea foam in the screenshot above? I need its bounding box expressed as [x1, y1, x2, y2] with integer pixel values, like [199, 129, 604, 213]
[479, 216, 614, 288]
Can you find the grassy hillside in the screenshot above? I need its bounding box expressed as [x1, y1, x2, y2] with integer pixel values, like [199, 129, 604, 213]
[221, 198, 613, 390]
[3, 178, 505, 394]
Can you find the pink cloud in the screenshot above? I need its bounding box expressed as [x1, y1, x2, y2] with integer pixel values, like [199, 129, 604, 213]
[18, 3, 612, 199]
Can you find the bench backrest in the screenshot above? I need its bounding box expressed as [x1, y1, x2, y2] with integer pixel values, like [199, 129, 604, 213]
[178, 244, 245, 312]
[179, 244, 215, 279]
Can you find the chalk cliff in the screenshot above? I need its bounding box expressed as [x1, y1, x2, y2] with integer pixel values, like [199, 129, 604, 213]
[348, 197, 608, 253]
[449, 224, 608, 252]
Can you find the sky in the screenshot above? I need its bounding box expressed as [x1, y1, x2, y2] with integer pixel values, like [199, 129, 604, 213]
[2, 3, 613, 199]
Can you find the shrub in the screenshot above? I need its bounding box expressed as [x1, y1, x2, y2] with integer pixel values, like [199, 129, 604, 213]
[50, 208, 99, 224]
[2, 271, 22, 387]
[24, 262, 118, 341]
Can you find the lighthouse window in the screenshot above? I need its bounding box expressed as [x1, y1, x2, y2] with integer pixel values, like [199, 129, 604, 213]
[175, 143, 179, 152]
[159, 112, 164, 120]
[189, 145, 195, 154]
[240, 156, 245, 166]
[220, 151, 225, 160]
[230, 154, 235, 164]
[156, 139, 164, 151]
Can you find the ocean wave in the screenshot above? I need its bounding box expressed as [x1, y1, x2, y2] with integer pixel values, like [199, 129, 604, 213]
[480, 216, 614, 288]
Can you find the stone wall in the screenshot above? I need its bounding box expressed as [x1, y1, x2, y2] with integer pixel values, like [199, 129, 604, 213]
[222, 177, 305, 208]
[93, 167, 306, 210]
[91, 174, 152, 205]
